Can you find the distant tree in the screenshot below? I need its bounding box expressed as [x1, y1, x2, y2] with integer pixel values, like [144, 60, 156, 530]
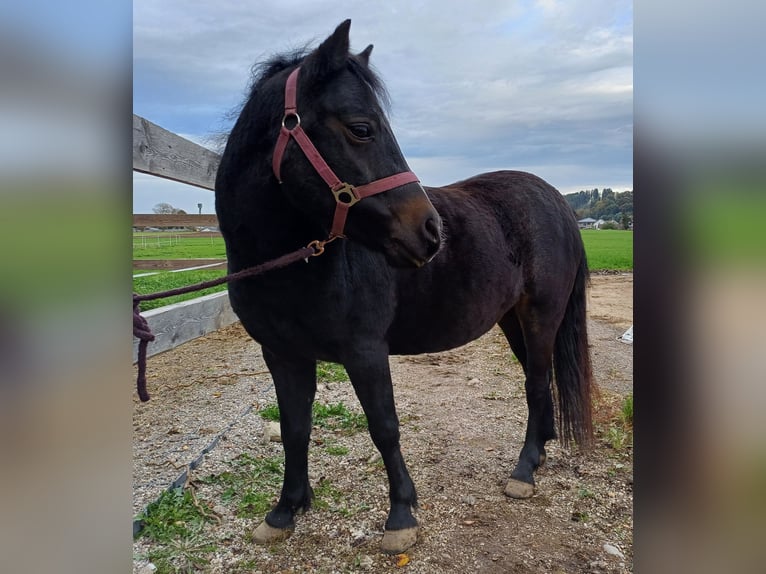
[153, 202, 180, 214]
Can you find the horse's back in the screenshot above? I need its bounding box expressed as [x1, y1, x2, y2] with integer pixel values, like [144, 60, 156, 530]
[429, 170, 584, 283]
[387, 170, 583, 354]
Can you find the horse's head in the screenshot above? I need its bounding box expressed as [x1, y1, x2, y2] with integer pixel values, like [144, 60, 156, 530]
[271, 20, 442, 267]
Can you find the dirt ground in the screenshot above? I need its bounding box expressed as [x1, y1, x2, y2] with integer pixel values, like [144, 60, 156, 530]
[133, 272, 633, 573]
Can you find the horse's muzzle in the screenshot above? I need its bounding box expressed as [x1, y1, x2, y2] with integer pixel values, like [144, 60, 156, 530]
[387, 200, 442, 268]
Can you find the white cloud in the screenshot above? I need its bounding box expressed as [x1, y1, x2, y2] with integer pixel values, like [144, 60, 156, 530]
[133, 0, 633, 206]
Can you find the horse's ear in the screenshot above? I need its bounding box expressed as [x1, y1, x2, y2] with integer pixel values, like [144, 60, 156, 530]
[357, 44, 373, 67]
[305, 19, 352, 78]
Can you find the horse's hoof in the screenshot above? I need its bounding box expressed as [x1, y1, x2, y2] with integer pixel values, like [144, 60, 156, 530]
[504, 477, 535, 499]
[381, 526, 418, 554]
[252, 521, 293, 544]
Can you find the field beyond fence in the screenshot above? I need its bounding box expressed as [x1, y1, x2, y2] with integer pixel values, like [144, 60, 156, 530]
[132, 229, 632, 310]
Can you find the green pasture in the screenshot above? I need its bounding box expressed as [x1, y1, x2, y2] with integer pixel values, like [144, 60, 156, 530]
[132, 233, 226, 260]
[132, 229, 633, 310]
[579, 229, 633, 271]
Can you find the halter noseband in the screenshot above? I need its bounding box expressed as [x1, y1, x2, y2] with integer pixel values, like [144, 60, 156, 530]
[271, 66, 420, 239]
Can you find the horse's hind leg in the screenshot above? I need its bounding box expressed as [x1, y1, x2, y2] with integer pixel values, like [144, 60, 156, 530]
[499, 308, 557, 499]
[253, 347, 316, 544]
[343, 347, 419, 554]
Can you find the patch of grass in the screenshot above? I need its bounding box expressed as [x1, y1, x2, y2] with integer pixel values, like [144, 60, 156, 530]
[317, 361, 349, 383]
[136, 487, 219, 574]
[313, 478, 345, 511]
[259, 401, 367, 434]
[571, 510, 590, 522]
[593, 392, 634, 451]
[621, 394, 633, 426]
[578, 487, 596, 499]
[133, 234, 226, 259]
[580, 229, 633, 271]
[604, 426, 631, 451]
[133, 268, 228, 311]
[138, 487, 213, 542]
[312, 401, 368, 433]
[200, 453, 283, 519]
[147, 530, 218, 574]
[325, 443, 350, 456]
[259, 404, 281, 422]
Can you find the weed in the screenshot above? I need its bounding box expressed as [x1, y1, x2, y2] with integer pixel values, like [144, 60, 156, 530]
[260, 401, 367, 433]
[325, 443, 350, 456]
[147, 528, 217, 574]
[605, 426, 632, 450]
[259, 404, 281, 422]
[593, 392, 633, 451]
[313, 478, 345, 511]
[312, 402, 368, 432]
[200, 454, 283, 518]
[578, 487, 596, 499]
[621, 394, 633, 426]
[138, 487, 213, 542]
[571, 510, 590, 522]
[317, 361, 349, 383]
[137, 487, 218, 574]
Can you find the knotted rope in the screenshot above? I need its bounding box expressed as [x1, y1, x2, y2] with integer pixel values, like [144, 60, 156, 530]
[133, 242, 322, 402]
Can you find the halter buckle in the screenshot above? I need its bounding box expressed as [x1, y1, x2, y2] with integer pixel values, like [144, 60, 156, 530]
[331, 182, 360, 206]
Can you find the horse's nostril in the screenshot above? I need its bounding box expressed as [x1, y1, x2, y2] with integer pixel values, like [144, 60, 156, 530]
[424, 216, 441, 244]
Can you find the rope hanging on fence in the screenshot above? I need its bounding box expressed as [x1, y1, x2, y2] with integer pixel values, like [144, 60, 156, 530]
[133, 243, 322, 402]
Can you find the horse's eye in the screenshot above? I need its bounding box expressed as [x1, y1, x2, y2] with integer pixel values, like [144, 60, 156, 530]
[348, 123, 372, 140]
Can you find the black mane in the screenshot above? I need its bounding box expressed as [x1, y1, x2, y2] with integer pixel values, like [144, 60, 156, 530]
[245, 48, 390, 112]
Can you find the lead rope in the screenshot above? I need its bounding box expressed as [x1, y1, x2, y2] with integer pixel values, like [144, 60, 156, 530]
[133, 239, 332, 402]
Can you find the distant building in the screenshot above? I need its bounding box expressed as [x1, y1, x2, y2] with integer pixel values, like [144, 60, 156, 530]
[578, 217, 597, 229]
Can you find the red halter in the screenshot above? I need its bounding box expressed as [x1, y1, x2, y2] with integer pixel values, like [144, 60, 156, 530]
[272, 66, 420, 239]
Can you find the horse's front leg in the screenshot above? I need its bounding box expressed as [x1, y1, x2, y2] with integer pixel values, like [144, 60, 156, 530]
[253, 347, 316, 544]
[344, 348, 419, 554]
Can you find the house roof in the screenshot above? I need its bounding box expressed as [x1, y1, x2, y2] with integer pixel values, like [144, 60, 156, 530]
[578, 217, 597, 223]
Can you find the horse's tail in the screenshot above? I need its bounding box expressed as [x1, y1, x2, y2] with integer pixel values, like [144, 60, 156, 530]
[553, 253, 594, 448]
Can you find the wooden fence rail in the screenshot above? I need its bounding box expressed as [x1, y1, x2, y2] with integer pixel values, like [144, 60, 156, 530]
[133, 114, 237, 360]
[133, 114, 220, 191]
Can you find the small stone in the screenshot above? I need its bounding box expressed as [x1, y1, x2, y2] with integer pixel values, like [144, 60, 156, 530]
[468, 378, 480, 385]
[358, 555, 374, 569]
[460, 495, 477, 506]
[317, 383, 326, 391]
[603, 543, 625, 559]
[137, 564, 156, 574]
[263, 421, 282, 443]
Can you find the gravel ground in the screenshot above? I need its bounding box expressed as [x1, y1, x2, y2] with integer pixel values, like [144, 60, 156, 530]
[133, 272, 633, 573]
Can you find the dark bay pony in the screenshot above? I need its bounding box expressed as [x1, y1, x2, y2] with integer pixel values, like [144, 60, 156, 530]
[215, 19, 593, 554]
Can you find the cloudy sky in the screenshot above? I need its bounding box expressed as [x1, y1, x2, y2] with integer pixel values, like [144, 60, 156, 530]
[133, 0, 632, 214]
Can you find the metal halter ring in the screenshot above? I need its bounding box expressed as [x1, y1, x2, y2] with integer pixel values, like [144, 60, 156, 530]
[281, 112, 301, 130]
[331, 182, 360, 206]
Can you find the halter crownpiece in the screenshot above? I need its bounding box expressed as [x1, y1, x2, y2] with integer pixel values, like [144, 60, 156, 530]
[271, 66, 420, 239]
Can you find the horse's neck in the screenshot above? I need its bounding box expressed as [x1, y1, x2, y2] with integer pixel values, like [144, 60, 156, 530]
[238, 177, 327, 260]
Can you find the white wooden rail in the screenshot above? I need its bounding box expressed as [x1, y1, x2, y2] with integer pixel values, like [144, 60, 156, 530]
[133, 114, 238, 361]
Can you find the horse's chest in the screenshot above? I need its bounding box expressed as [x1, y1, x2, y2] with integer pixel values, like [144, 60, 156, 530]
[229, 274, 393, 360]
